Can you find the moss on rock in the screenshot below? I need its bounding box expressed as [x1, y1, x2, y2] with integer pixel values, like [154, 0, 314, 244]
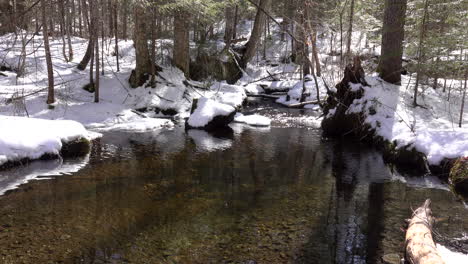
[60, 137, 91, 158]
[449, 158, 468, 198]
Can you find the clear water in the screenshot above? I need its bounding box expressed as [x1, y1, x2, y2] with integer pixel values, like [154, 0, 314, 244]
[0, 105, 466, 264]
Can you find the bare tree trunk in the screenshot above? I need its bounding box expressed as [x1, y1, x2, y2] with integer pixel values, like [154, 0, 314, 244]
[459, 70, 467, 128]
[173, 10, 190, 75]
[129, 4, 151, 87]
[311, 26, 321, 77]
[65, 0, 74, 61]
[339, 0, 348, 67]
[224, 3, 235, 43]
[42, 0, 55, 105]
[59, 0, 70, 62]
[241, 0, 272, 68]
[378, 0, 407, 84]
[345, 0, 355, 64]
[414, 0, 429, 106]
[233, 4, 239, 39]
[78, 0, 83, 37]
[122, 0, 128, 40]
[114, 0, 120, 72]
[77, 39, 94, 70]
[81, 0, 90, 36]
[150, 2, 156, 87]
[94, 1, 100, 103]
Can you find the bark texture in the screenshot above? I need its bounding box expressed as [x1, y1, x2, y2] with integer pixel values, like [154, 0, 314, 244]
[241, 0, 272, 68]
[378, 0, 408, 84]
[173, 10, 191, 76]
[405, 199, 446, 264]
[129, 4, 151, 88]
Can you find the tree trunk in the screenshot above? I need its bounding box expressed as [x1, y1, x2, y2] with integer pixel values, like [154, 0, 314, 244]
[114, 1, 120, 72]
[345, 0, 355, 64]
[65, 0, 73, 61]
[77, 39, 94, 70]
[122, 0, 128, 40]
[224, 4, 235, 43]
[129, 4, 151, 88]
[459, 70, 467, 128]
[405, 199, 446, 264]
[94, 1, 100, 103]
[173, 10, 190, 76]
[414, 0, 429, 106]
[78, 0, 83, 37]
[233, 4, 239, 39]
[241, 0, 272, 68]
[42, 0, 55, 105]
[378, 0, 408, 84]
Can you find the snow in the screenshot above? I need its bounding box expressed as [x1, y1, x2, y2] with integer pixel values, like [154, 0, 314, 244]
[234, 113, 271, 127]
[275, 75, 327, 107]
[437, 244, 468, 264]
[187, 97, 235, 128]
[210, 82, 247, 108]
[344, 75, 468, 165]
[0, 116, 98, 166]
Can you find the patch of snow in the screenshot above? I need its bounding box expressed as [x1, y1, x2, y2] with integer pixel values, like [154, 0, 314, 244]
[187, 97, 235, 128]
[0, 116, 98, 166]
[234, 113, 271, 127]
[437, 244, 468, 264]
[243, 84, 264, 95]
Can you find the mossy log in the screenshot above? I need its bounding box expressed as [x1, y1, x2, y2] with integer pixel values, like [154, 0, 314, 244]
[405, 199, 445, 264]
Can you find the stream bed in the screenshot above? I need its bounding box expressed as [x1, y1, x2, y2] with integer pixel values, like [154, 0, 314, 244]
[0, 102, 467, 264]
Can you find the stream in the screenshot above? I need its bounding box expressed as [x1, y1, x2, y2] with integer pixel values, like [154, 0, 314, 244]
[0, 100, 467, 264]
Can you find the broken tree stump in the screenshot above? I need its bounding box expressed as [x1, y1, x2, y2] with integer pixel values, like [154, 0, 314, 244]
[405, 199, 445, 264]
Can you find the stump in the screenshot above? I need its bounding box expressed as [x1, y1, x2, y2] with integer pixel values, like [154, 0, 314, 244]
[321, 56, 368, 137]
[405, 199, 445, 264]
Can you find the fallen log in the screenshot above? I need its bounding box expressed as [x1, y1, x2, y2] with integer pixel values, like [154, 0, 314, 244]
[405, 199, 445, 264]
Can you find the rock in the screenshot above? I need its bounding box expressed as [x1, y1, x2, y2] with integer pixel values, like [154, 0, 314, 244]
[449, 157, 468, 197]
[186, 97, 236, 131]
[60, 137, 91, 158]
[381, 253, 401, 264]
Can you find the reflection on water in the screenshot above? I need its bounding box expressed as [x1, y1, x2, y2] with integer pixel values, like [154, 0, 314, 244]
[0, 154, 90, 195]
[0, 126, 466, 263]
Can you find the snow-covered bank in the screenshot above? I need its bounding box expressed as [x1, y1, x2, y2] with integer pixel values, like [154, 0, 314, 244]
[324, 72, 468, 167]
[0, 116, 98, 167]
[354, 75, 468, 166]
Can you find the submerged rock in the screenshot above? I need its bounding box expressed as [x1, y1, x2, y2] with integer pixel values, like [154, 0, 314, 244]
[449, 157, 468, 198]
[186, 97, 236, 131]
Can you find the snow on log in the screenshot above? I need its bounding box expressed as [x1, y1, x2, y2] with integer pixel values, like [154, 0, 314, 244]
[405, 199, 446, 264]
[186, 97, 236, 130]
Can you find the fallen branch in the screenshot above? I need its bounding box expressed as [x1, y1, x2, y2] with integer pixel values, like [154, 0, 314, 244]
[405, 199, 445, 264]
[247, 94, 280, 99]
[277, 100, 323, 108]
